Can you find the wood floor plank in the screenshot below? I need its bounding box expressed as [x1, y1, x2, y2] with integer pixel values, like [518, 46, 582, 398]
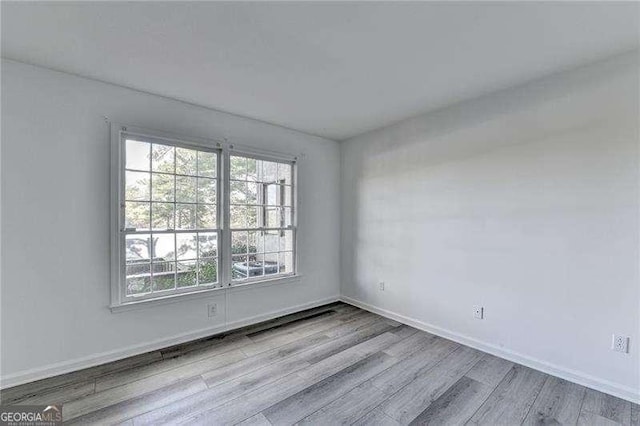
[237, 413, 273, 426]
[180, 372, 314, 425]
[408, 354, 513, 425]
[300, 319, 396, 365]
[322, 312, 387, 339]
[297, 332, 401, 382]
[201, 333, 331, 386]
[578, 411, 624, 425]
[581, 388, 632, 425]
[352, 408, 400, 426]
[160, 331, 252, 360]
[0, 379, 95, 405]
[370, 336, 459, 395]
[389, 324, 420, 339]
[65, 376, 207, 425]
[96, 335, 253, 392]
[263, 352, 398, 425]
[241, 315, 361, 357]
[134, 353, 313, 424]
[522, 376, 586, 425]
[245, 310, 339, 342]
[379, 346, 484, 424]
[464, 353, 514, 387]
[467, 365, 547, 425]
[409, 376, 487, 426]
[63, 348, 245, 420]
[297, 382, 389, 425]
[0, 351, 162, 404]
[382, 330, 437, 359]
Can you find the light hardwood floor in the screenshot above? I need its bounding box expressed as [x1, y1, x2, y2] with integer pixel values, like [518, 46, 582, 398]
[1, 302, 638, 425]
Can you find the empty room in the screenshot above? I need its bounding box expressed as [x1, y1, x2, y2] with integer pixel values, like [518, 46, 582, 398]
[1, 1, 639, 425]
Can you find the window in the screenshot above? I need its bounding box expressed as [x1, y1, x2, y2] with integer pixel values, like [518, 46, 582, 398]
[111, 125, 297, 307]
[229, 155, 295, 282]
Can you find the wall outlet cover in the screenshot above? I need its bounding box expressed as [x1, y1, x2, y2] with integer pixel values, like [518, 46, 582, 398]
[208, 303, 217, 317]
[612, 334, 629, 353]
[379, 282, 385, 291]
[473, 306, 484, 319]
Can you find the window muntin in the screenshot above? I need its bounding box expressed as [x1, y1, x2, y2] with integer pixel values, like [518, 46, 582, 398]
[229, 155, 295, 282]
[122, 137, 220, 298]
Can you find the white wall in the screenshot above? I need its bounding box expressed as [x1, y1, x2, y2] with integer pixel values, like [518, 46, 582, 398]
[0, 60, 341, 386]
[340, 51, 640, 402]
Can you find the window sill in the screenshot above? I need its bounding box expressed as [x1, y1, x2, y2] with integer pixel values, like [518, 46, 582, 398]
[227, 274, 302, 293]
[110, 274, 302, 313]
[110, 286, 226, 313]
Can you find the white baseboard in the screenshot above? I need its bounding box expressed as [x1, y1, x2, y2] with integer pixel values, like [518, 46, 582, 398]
[340, 295, 640, 405]
[0, 295, 340, 389]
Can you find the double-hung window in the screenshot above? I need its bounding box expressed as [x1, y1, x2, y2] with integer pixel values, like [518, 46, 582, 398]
[111, 125, 296, 308]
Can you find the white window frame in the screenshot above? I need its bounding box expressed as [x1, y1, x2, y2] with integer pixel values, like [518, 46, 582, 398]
[110, 123, 299, 311]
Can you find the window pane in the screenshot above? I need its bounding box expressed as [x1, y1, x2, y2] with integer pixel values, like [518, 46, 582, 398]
[198, 151, 217, 178]
[125, 202, 150, 231]
[199, 258, 218, 284]
[266, 207, 280, 228]
[247, 231, 260, 254]
[125, 171, 150, 201]
[263, 161, 278, 183]
[152, 262, 175, 291]
[126, 234, 151, 263]
[126, 139, 150, 171]
[198, 178, 217, 204]
[197, 204, 217, 229]
[230, 205, 246, 229]
[152, 203, 174, 230]
[126, 262, 151, 296]
[230, 180, 246, 204]
[176, 176, 197, 203]
[231, 231, 248, 255]
[176, 147, 197, 175]
[176, 204, 197, 229]
[246, 205, 258, 228]
[177, 260, 197, 287]
[279, 252, 294, 274]
[230, 156, 247, 180]
[152, 173, 174, 202]
[247, 182, 258, 204]
[266, 184, 278, 206]
[280, 230, 294, 252]
[278, 163, 292, 185]
[198, 232, 218, 257]
[246, 158, 258, 181]
[264, 252, 279, 275]
[232, 255, 249, 280]
[153, 233, 175, 261]
[152, 144, 174, 173]
[176, 233, 197, 260]
[264, 231, 279, 253]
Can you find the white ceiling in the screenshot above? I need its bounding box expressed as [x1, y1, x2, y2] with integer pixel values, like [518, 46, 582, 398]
[2, 2, 638, 141]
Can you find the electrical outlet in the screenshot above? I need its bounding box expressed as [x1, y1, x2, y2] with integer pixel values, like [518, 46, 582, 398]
[473, 306, 484, 320]
[612, 334, 629, 353]
[207, 303, 217, 317]
[379, 282, 385, 291]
